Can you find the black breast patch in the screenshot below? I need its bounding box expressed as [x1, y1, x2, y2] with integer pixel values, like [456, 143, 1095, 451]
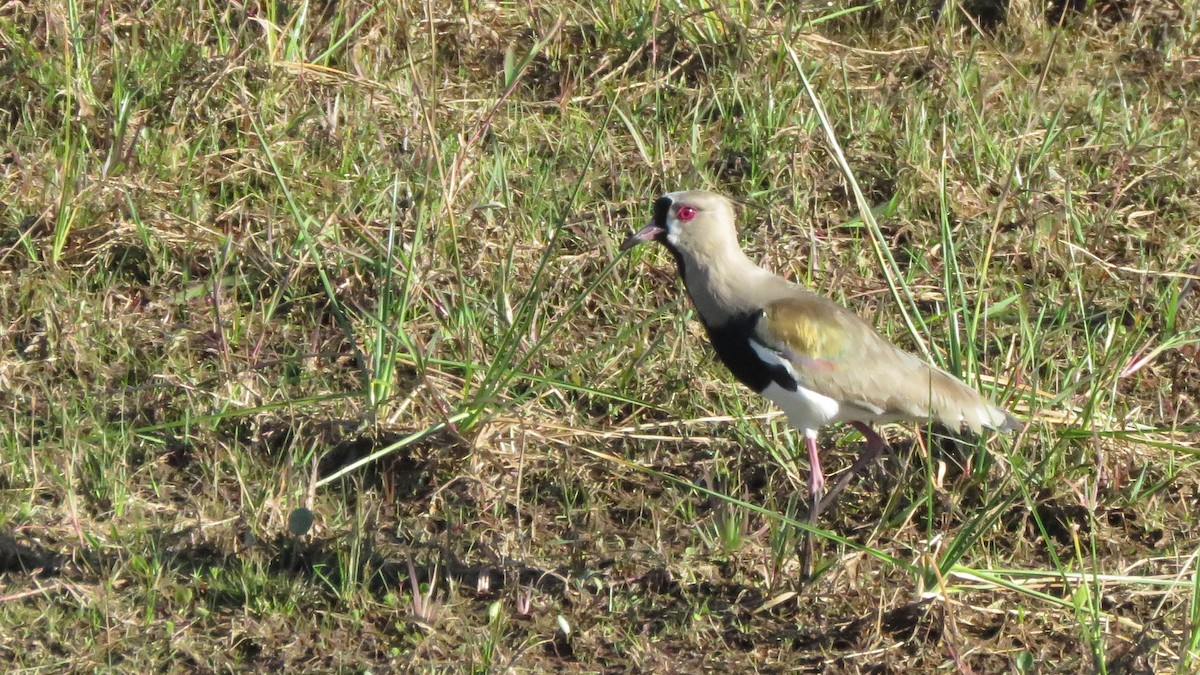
[701, 311, 799, 395]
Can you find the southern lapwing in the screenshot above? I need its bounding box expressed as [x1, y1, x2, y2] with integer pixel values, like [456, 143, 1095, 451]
[621, 190, 1019, 557]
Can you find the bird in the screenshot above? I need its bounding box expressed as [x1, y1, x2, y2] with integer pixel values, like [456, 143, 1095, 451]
[620, 189, 1020, 559]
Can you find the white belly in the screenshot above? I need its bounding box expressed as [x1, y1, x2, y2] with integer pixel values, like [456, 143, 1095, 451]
[761, 382, 842, 433]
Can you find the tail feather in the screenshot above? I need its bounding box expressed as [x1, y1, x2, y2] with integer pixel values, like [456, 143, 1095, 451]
[930, 369, 1021, 435]
[987, 405, 1022, 434]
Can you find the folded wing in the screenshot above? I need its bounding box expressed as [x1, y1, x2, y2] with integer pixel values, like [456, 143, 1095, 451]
[753, 295, 1018, 434]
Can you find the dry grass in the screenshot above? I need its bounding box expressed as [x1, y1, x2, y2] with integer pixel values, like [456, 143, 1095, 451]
[2, 0, 1200, 671]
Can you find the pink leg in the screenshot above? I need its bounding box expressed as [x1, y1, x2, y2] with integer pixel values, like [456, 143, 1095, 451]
[802, 430, 825, 579]
[803, 424, 887, 578]
[806, 431, 825, 505]
[820, 421, 888, 512]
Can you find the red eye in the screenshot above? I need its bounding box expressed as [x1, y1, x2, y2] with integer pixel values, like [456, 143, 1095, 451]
[676, 206, 697, 221]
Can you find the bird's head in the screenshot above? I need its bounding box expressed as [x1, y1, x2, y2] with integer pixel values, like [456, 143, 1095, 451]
[619, 190, 740, 258]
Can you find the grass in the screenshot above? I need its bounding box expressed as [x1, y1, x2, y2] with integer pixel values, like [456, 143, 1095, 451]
[2, 0, 1199, 670]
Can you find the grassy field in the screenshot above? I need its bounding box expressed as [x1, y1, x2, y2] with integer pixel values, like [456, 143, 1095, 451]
[2, 0, 1200, 671]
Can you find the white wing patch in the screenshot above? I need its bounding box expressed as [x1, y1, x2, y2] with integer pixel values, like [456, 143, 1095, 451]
[749, 339, 797, 379]
[749, 338, 841, 431]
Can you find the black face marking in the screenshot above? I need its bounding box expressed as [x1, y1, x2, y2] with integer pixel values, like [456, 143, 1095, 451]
[652, 194, 688, 281]
[701, 311, 798, 394]
[652, 195, 673, 240]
